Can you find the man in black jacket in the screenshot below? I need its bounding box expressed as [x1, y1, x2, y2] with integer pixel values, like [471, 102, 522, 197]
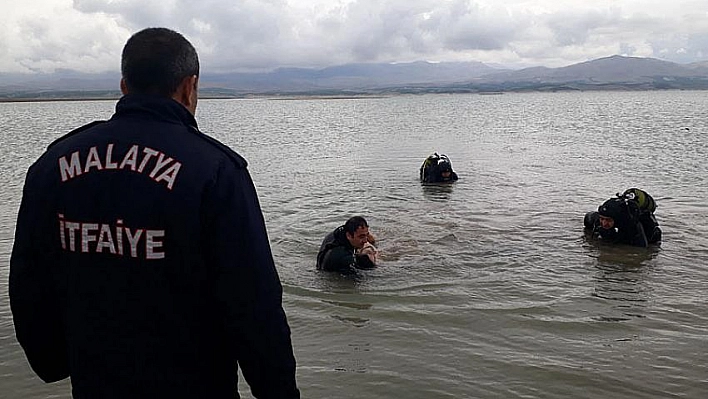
[317, 216, 376, 272]
[10, 28, 299, 399]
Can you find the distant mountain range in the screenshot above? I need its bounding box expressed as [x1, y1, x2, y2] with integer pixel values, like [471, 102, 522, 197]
[2, 55, 708, 100]
[454, 55, 708, 92]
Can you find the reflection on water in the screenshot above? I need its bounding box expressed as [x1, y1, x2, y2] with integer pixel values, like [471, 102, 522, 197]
[312, 264, 378, 286]
[421, 182, 455, 201]
[583, 235, 660, 322]
[583, 232, 661, 268]
[322, 300, 373, 310]
[330, 315, 370, 327]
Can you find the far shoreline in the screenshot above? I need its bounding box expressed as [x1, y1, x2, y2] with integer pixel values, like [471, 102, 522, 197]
[0, 94, 393, 103]
[0, 87, 704, 104]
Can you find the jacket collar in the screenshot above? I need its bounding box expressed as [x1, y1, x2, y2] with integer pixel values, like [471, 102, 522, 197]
[113, 94, 198, 129]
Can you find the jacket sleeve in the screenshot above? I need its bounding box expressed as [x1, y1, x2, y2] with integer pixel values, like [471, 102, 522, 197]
[9, 167, 70, 382]
[203, 160, 299, 399]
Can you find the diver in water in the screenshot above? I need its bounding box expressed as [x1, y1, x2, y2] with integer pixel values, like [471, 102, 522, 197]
[317, 216, 378, 272]
[584, 188, 662, 247]
[420, 153, 459, 183]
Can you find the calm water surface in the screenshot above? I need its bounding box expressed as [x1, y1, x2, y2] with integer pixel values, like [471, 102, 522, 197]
[1, 92, 707, 398]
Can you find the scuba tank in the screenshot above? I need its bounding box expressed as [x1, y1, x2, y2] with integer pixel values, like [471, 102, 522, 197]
[619, 188, 661, 243]
[619, 188, 657, 214]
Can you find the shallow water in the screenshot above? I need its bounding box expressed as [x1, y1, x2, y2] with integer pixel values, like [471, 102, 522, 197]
[1, 91, 707, 398]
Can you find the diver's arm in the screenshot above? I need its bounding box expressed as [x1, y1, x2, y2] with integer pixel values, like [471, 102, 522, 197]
[614, 218, 649, 247]
[627, 222, 649, 247]
[320, 246, 356, 272]
[584, 212, 599, 231]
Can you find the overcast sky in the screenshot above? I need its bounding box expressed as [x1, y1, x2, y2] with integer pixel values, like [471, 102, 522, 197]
[3, 0, 708, 74]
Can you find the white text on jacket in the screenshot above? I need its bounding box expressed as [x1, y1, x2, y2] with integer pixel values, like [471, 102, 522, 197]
[58, 214, 165, 260]
[58, 144, 182, 190]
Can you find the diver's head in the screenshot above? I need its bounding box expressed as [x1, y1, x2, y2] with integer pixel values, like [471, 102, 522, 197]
[598, 198, 626, 228]
[438, 159, 453, 177]
[344, 216, 370, 249]
[598, 215, 614, 229]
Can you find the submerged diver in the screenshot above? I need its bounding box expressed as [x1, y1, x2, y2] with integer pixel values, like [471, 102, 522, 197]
[584, 188, 662, 247]
[317, 216, 378, 272]
[420, 153, 459, 183]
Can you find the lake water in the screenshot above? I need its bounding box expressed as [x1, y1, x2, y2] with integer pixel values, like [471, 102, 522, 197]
[1, 91, 707, 398]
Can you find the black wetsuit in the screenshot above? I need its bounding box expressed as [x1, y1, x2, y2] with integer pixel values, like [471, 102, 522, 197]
[584, 211, 661, 247]
[419, 154, 459, 183]
[422, 169, 459, 183]
[316, 226, 375, 272]
[10, 94, 299, 398]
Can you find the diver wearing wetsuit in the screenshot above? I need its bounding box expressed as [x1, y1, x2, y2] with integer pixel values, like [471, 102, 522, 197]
[420, 153, 459, 183]
[584, 189, 662, 247]
[317, 216, 376, 272]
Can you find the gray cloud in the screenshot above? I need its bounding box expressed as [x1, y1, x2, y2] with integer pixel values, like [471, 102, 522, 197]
[429, 1, 521, 51]
[324, 0, 439, 61]
[2, 8, 127, 74]
[545, 9, 622, 47]
[2, 0, 708, 74]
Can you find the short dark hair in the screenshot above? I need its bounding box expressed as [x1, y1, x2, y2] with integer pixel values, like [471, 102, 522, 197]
[344, 216, 368, 235]
[121, 27, 199, 96]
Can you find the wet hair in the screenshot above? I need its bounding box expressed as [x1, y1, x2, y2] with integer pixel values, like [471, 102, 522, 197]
[121, 27, 199, 96]
[344, 216, 368, 235]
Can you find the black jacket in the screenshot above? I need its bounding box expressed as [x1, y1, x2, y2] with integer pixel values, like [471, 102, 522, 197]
[316, 226, 374, 272]
[10, 94, 299, 398]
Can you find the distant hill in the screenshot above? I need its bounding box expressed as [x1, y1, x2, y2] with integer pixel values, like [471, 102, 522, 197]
[0, 61, 503, 99]
[2, 56, 708, 99]
[456, 55, 708, 92]
[0, 70, 119, 92]
[686, 60, 708, 70]
[196, 61, 503, 93]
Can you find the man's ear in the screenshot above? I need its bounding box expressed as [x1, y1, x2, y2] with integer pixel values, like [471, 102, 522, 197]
[173, 75, 198, 115]
[120, 78, 129, 95]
